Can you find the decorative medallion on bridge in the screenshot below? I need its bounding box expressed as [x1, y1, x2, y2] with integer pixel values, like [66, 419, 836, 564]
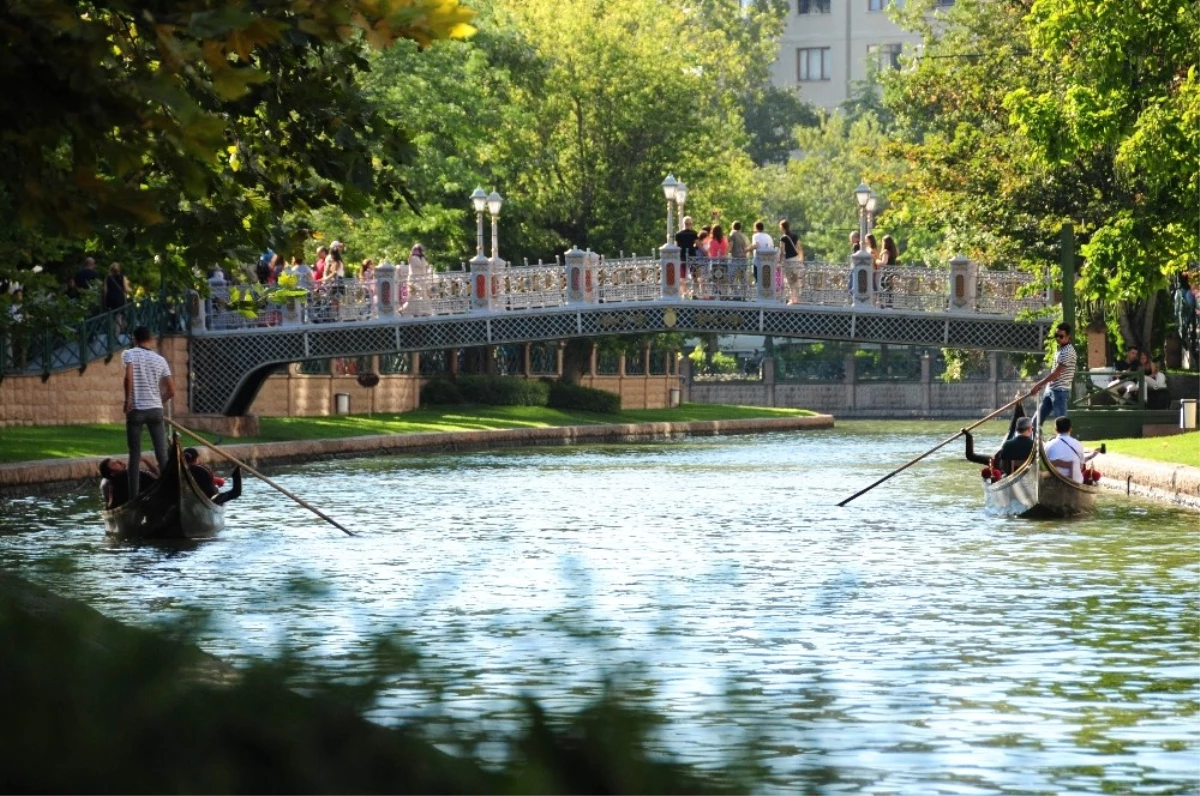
[666, 263, 676, 287]
[356, 372, 380, 388]
[663, 308, 677, 328]
[475, 275, 486, 299]
[570, 268, 580, 292]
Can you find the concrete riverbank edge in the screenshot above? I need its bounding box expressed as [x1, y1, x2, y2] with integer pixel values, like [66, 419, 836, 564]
[0, 415, 834, 493]
[1093, 453, 1200, 511]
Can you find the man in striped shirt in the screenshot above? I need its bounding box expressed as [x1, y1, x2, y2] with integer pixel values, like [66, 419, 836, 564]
[1031, 321, 1077, 427]
[122, 326, 176, 499]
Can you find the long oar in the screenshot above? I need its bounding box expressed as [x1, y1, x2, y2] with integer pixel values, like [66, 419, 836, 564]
[837, 391, 1035, 507]
[166, 418, 355, 537]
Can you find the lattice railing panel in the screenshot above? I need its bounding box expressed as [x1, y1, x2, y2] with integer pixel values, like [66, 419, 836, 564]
[309, 326, 398, 358]
[855, 314, 947, 345]
[762, 311, 854, 340]
[490, 312, 579, 344]
[947, 318, 1047, 352]
[396, 319, 490, 350]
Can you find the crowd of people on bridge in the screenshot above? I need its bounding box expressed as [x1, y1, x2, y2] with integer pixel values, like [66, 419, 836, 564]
[236, 239, 435, 319]
[673, 214, 904, 305]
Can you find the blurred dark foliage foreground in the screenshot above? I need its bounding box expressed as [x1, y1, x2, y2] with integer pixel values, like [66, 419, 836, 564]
[0, 574, 741, 794]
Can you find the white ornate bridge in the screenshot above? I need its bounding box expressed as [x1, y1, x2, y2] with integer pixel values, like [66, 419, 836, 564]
[190, 249, 1054, 415]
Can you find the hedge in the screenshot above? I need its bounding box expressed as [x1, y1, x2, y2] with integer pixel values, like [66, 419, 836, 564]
[547, 381, 621, 414]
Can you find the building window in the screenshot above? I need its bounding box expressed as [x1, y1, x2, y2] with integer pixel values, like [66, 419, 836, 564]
[797, 47, 831, 81]
[798, 0, 831, 12]
[868, 43, 903, 71]
[868, 0, 885, 10]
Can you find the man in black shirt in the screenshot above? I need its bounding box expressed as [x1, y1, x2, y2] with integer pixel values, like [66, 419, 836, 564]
[183, 447, 242, 505]
[75, 257, 100, 291]
[674, 216, 699, 266]
[995, 416, 1035, 474]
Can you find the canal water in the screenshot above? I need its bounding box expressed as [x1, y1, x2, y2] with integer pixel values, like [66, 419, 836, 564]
[1, 421, 1196, 794]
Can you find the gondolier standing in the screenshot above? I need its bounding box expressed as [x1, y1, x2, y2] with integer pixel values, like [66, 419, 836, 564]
[123, 326, 175, 499]
[1030, 322, 1077, 426]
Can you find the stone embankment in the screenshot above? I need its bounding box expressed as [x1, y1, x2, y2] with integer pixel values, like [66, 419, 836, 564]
[0, 415, 834, 494]
[1095, 453, 1200, 510]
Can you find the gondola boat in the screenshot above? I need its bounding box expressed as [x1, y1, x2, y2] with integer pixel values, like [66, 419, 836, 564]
[984, 440, 1099, 518]
[102, 437, 224, 541]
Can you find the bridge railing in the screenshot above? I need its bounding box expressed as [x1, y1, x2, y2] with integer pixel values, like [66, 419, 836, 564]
[194, 255, 1049, 333]
[598, 256, 660, 303]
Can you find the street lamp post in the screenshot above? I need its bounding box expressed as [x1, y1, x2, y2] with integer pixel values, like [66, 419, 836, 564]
[660, 176, 683, 300]
[854, 180, 871, 243]
[469, 188, 491, 310]
[851, 181, 875, 308]
[662, 174, 678, 242]
[486, 191, 503, 266]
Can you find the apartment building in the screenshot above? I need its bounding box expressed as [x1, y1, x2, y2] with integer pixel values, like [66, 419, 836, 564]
[771, 0, 951, 110]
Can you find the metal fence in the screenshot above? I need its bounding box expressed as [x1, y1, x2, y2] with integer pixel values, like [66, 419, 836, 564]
[0, 297, 185, 381]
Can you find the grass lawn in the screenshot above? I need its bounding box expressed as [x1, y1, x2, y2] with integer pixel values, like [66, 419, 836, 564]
[0, 404, 816, 464]
[1091, 431, 1200, 467]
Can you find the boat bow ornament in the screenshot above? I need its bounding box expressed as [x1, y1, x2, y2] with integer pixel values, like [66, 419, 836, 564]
[189, 251, 1053, 415]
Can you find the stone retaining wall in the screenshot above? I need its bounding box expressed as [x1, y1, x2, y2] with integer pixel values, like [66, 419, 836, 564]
[1095, 453, 1200, 510]
[0, 343, 677, 427]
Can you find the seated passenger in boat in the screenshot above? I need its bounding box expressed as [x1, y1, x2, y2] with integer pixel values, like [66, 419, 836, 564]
[963, 401, 1031, 481]
[183, 447, 242, 506]
[99, 457, 159, 509]
[1045, 416, 1085, 483]
[995, 417, 1035, 474]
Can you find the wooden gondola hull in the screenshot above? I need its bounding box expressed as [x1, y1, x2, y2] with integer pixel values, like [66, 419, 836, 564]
[102, 440, 224, 541]
[984, 442, 1099, 519]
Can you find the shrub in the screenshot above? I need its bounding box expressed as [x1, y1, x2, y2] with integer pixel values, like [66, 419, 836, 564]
[420, 378, 463, 405]
[548, 381, 621, 414]
[456, 375, 550, 406]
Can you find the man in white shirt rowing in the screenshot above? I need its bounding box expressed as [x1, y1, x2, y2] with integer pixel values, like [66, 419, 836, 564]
[121, 326, 176, 499]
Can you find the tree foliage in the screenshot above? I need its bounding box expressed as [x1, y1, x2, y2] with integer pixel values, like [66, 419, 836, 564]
[0, 0, 475, 288]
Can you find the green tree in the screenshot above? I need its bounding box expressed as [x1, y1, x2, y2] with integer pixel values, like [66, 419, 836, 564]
[0, 0, 475, 292]
[761, 112, 906, 263]
[1004, 0, 1199, 347]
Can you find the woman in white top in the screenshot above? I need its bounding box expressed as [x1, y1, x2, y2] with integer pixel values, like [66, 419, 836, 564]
[407, 244, 431, 316]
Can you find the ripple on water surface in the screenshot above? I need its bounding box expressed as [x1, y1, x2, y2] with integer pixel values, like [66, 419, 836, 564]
[0, 424, 1196, 794]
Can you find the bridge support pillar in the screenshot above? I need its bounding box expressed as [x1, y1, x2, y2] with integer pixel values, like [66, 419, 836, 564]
[754, 248, 778, 302]
[949, 254, 977, 311]
[564, 246, 592, 304]
[376, 262, 397, 318]
[471, 252, 493, 311]
[850, 250, 875, 308]
[659, 242, 682, 300]
[921, 352, 932, 412]
[844, 349, 857, 411]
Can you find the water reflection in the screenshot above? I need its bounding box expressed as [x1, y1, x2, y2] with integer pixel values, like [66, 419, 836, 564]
[0, 421, 1196, 794]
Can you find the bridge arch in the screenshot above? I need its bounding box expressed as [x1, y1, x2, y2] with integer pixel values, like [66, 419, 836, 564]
[191, 304, 1049, 416]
